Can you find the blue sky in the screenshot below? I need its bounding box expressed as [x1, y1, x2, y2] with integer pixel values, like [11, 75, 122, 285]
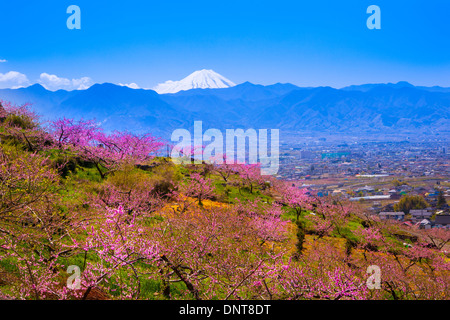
[0, 0, 449, 90]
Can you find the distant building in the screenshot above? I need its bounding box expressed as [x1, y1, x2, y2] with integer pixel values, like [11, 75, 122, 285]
[417, 219, 432, 230]
[410, 210, 432, 221]
[356, 174, 389, 178]
[321, 152, 350, 160]
[379, 212, 405, 221]
[317, 190, 328, 197]
[402, 221, 414, 227]
[434, 215, 450, 229]
[300, 151, 315, 159]
[350, 195, 391, 201]
[355, 185, 375, 193]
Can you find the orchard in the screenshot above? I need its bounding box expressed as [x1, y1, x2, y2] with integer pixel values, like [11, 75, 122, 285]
[0, 101, 448, 300]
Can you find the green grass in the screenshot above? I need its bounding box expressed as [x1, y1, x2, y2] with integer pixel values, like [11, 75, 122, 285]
[0, 256, 19, 274]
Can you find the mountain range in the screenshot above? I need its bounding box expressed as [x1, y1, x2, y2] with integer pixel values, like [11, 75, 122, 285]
[0, 71, 449, 140]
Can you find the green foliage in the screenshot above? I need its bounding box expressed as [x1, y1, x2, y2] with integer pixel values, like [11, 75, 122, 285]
[345, 237, 357, 257]
[150, 163, 182, 198]
[4, 113, 36, 130]
[294, 219, 306, 258]
[392, 179, 408, 187]
[394, 195, 429, 213]
[108, 165, 150, 189]
[72, 165, 104, 183]
[334, 226, 359, 242]
[437, 191, 447, 208]
[45, 149, 82, 178]
[0, 110, 49, 153]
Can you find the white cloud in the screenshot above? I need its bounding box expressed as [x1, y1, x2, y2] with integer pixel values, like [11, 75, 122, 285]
[0, 71, 30, 89]
[0, 59, 7, 63]
[39, 73, 94, 91]
[119, 82, 141, 89]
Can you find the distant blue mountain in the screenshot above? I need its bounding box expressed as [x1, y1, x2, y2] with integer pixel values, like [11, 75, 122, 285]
[342, 81, 450, 93]
[0, 81, 449, 138]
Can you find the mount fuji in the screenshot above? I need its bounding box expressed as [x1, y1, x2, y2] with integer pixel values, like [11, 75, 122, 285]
[152, 69, 236, 94]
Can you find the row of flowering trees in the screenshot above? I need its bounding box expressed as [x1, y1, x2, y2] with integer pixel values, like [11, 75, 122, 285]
[0, 101, 449, 300]
[51, 118, 164, 179]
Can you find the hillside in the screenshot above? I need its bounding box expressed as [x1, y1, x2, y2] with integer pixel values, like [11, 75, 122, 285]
[0, 101, 449, 300]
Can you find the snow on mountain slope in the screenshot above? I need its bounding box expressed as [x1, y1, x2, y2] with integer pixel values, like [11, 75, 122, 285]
[152, 69, 236, 94]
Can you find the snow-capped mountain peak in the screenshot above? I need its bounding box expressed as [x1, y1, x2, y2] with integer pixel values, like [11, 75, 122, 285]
[152, 69, 236, 94]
